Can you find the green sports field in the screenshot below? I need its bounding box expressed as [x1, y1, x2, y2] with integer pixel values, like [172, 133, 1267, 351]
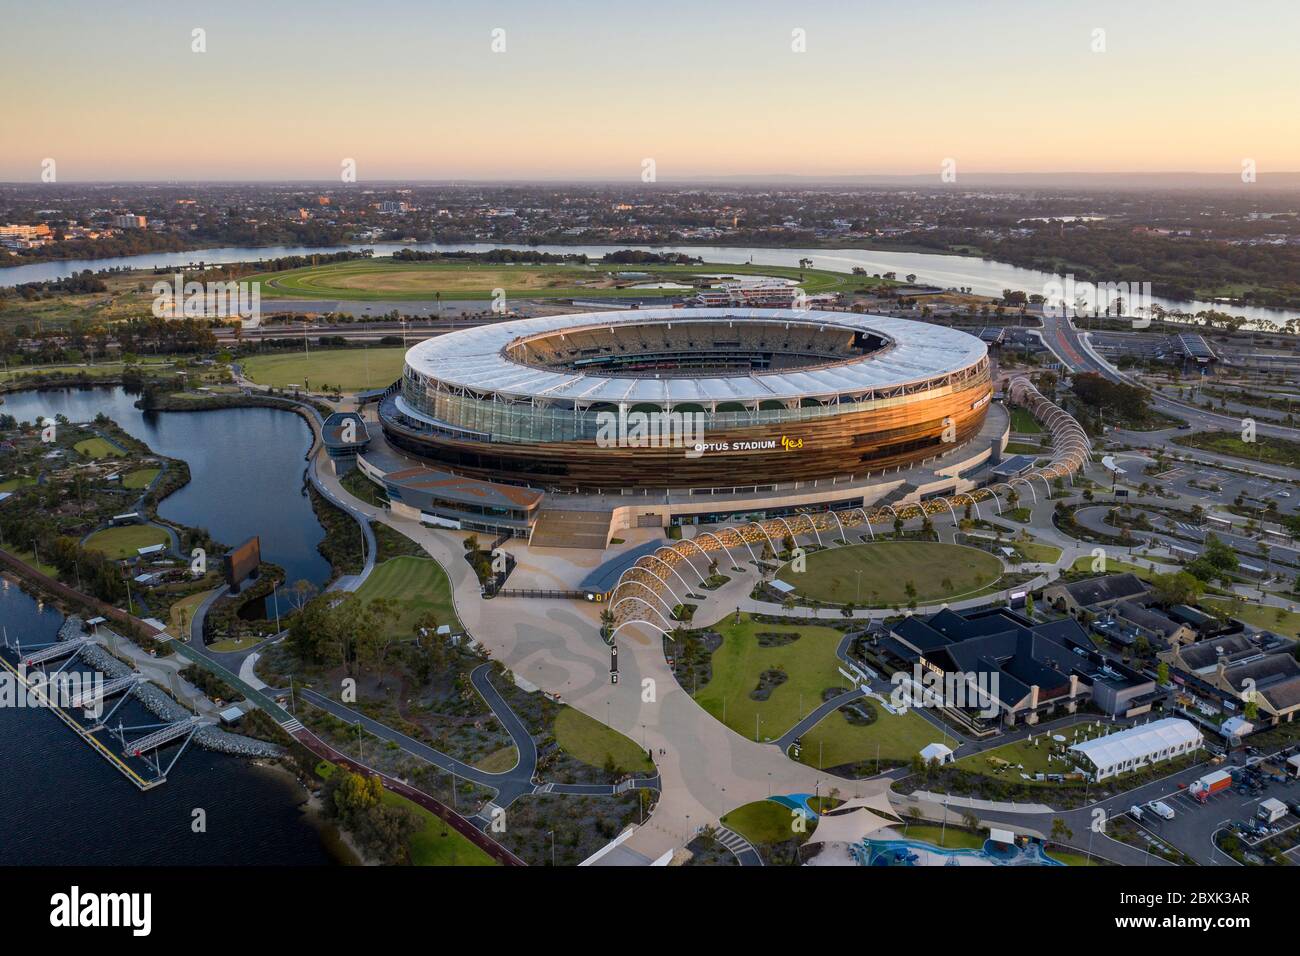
[352, 555, 460, 639]
[73, 436, 125, 459]
[84, 524, 170, 560]
[121, 467, 161, 490]
[779, 541, 1003, 607]
[240, 348, 406, 391]
[245, 257, 874, 302]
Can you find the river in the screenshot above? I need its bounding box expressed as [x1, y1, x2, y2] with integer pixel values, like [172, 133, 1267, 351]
[0, 387, 336, 863]
[0, 583, 333, 865]
[3, 241, 1296, 328]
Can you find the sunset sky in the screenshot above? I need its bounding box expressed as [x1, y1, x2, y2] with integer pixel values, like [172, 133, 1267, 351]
[3, 0, 1297, 181]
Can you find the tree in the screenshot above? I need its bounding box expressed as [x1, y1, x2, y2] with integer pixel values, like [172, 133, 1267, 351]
[356, 597, 401, 684]
[1148, 570, 1203, 607]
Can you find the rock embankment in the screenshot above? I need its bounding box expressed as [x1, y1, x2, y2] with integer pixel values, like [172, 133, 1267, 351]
[58, 617, 282, 758]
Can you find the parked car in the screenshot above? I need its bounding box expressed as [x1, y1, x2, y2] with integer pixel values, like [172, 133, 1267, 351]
[1148, 801, 1176, 821]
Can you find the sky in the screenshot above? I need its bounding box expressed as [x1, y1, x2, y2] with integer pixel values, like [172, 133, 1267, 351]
[2, 0, 1298, 182]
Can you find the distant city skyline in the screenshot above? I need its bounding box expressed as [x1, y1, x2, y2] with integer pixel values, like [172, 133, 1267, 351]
[3, 0, 1298, 182]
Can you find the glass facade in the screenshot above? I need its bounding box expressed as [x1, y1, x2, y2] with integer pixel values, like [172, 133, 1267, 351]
[401, 359, 989, 444]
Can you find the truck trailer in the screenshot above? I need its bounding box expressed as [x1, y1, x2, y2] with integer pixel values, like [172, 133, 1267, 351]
[1189, 769, 1233, 803]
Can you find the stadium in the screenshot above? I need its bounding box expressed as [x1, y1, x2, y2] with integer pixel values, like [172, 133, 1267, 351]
[378, 308, 994, 494]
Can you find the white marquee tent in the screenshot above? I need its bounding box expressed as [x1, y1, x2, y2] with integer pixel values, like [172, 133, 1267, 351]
[1068, 717, 1202, 781]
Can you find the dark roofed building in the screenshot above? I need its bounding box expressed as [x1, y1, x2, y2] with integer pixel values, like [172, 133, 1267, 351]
[1098, 600, 1195, 649]
[1159, 631, 1300, 728]
[1160, 632, 1258, 674]
[377, 463, 543, 538]
[882, 605, 1156, 730]
[321, 412, 371, 474]
[1043, 572, 1149, 616]
[990, 455, 1036, 480]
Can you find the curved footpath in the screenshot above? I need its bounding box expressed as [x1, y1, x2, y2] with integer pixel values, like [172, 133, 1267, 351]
[310, 439, 880, 863]
[295, 664, 541, 814]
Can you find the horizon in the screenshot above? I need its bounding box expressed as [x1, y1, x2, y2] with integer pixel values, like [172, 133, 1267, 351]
[3, 0, 1298, 182]
[5, 171, 1300, 189]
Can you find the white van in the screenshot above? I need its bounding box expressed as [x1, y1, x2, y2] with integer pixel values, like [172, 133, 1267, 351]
[1148, 801, 1176, 821]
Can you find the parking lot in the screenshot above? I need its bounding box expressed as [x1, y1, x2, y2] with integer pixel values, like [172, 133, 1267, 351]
[1104, 753, 1300, 866]
[1162, 463, 1299, 517]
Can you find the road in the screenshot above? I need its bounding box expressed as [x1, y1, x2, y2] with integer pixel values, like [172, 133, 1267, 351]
[1038, 311, 1300, 441]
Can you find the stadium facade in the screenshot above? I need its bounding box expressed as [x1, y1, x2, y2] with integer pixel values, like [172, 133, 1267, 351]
[379, 308, 993, 493]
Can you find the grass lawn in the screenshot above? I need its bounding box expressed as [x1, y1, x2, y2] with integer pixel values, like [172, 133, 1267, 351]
[1004, 441, 1044, 455]
[1067, 556, 1177, 581]
[473, 746, 519, 773]
[315, 761, 496, 866]
[0, 476, 36, 492]
[73, 436, 124, 459]
[892, 823, 985, 850]
[553, 706, 654, 774]
[240, 347, 406, 392]
[1047, 849, 1103, 866]
[795, 701, 944, 770]
[694, 613, 849, 742]
[167, 587, 216, 638]
[720, 800, 814, 846]
[121, 467, 160, 490]
[1172, 431, 1300, 470]
[7, 547, 59, 577]
[83, 523, 170, 559]
[1202, 599, 1300, 639]
[340, 468, 388, 507]
[952, 727, 1114, 786]
[0, 361, 155, 383]
[1010, 407, 1044, 433]
[247, 258, 872, 302]
[352, 555, 461, 639]
[1013, 541, 1063, 563]
[780, 541, 1002, 607]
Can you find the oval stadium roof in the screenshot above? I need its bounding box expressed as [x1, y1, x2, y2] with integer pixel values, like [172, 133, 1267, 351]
[402, 308, 987, 405]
